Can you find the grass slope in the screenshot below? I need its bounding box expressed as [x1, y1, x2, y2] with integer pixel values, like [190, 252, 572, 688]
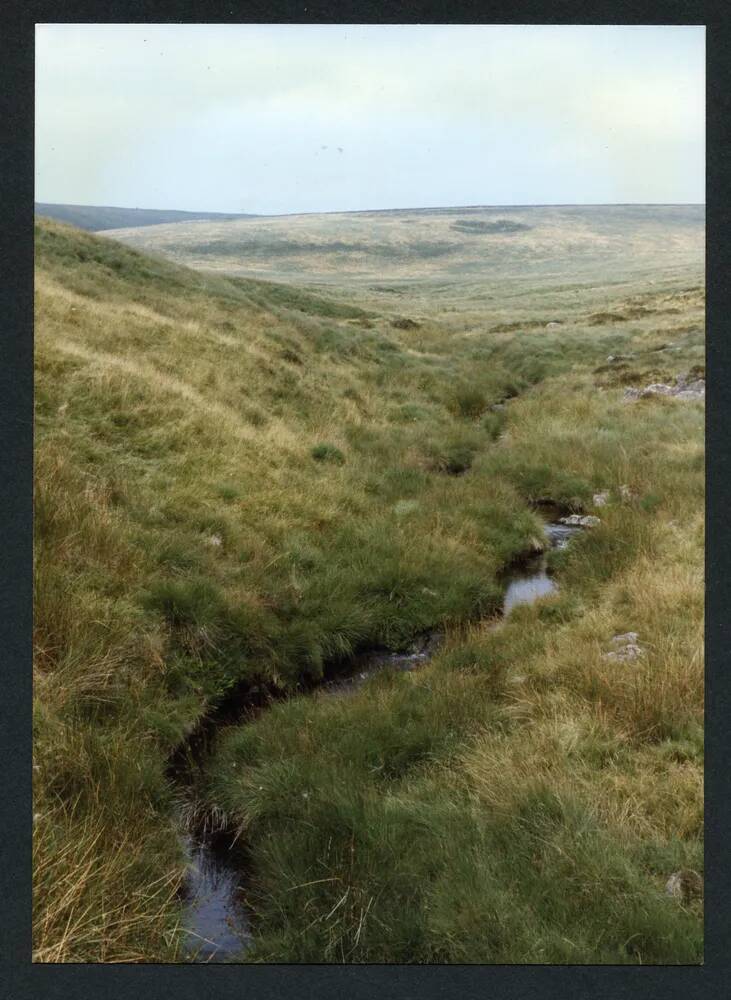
[34, 214, 703, 963]
[104, 204, 704, 290]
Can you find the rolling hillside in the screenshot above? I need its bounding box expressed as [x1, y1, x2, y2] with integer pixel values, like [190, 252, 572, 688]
[104, 203, 704, 291]
[35, 202, 259, 232]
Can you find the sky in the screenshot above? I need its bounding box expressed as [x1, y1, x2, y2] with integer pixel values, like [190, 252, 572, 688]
[35, 24, 705, 215]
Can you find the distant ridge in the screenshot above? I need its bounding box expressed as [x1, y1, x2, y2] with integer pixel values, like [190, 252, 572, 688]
[34, 203, 259, 232]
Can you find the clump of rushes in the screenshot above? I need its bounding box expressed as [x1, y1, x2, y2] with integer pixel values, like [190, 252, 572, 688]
[448, 383, 489, 420]
[311, 442, 346, 465]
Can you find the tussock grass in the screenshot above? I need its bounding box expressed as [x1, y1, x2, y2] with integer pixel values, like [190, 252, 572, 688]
[206, 356, 703, 964]
[34, 214, 703, 963]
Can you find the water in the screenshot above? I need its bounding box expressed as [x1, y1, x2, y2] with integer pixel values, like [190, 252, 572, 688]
[502, 521, 579, 615]
[323, 632, 444, 696]
[502, 553, 558, 614]
[173, 517, 581, 961]
[179, 829, 253, 962]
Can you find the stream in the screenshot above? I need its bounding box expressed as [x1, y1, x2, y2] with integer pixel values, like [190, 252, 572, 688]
[172, 516, 581, 962]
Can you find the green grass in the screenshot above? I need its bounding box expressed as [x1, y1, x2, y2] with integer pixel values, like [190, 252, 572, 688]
[204, 374, 704, 963]
[34, 212, 703, 963]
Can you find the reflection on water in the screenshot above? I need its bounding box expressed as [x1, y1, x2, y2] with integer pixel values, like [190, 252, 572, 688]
[179, 830, 252, 962]
[502, 520, 579, 615]
[502, 556, 557, 614]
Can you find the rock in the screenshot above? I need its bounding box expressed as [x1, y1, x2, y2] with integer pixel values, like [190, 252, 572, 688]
[559, 514, 601, 528]
[546, 321, 562, 329]
[611, 632, 639, 645]
[603, 643, 644, 663]
[490, 403, 506, 412]
[624, 378, 705, 402]
[665, 869, 703, 904]
[619, 484, 634, 501]
[592, 491, 610, 507]
[603, 631, 644, 662]
[674, 379, 705, 400]
[207, 534, 223, 547]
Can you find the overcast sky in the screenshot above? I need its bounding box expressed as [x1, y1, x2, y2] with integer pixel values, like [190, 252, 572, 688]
[35, 24, 705, 215]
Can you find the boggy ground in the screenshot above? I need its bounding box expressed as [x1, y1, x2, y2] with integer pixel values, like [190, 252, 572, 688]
[33, 211, 703, 962]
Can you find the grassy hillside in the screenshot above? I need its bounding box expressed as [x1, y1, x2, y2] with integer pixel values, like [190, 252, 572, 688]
[105, 204, 704, 290]
[34, 213, 703, 963]
[35, 203, 258, 232]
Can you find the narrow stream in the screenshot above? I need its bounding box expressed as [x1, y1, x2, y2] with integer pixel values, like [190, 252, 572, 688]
[172, 516, 581, 962]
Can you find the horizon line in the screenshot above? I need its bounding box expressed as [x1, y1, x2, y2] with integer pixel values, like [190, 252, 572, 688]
[35, 199, 707, 220]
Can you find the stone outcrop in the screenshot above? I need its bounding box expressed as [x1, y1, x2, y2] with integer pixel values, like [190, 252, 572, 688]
[624, 373, 705, 402]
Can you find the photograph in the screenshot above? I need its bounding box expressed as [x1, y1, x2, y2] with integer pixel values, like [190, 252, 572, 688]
[33, 22, 705, 964]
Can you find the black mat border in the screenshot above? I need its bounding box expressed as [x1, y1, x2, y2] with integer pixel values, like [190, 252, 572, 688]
[1, 3, 727, 998]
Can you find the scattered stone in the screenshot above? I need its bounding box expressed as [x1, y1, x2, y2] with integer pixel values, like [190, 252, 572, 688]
[546, 321, 562, 329]
[619, 484, 634, 501]
[606, 354, 631, 363]
[604, 643, 644, 663]
[643, 383, 673, 396]
[603, 631, 644, 662]
[624, 377, 705, 402]
[665, 869, 703, 904]
[490, 402, 506, 412]
[559, 514, 601, 528]
[611, 632, 639, 645]
[674, 380, 705, 400]
[592, 491, 610, 507]
[207, 534, 223, 547]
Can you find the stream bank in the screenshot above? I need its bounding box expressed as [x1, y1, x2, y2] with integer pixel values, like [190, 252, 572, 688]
[170, 515, 582, 961]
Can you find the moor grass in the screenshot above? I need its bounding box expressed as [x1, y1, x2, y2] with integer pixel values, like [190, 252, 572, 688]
[33, 208, 704, 963]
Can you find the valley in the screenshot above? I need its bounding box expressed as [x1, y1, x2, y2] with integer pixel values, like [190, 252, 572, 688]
[33, 204, 704, 964]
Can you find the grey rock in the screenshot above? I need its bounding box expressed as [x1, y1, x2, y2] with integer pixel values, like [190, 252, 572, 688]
[624, 378, 705, 402]
[611, 631, 639, 645]
[603, 643, 644, 662]
[665, 869, 703, 903]
[559, 514, 601, 528]
[593, 491, 610, 507]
